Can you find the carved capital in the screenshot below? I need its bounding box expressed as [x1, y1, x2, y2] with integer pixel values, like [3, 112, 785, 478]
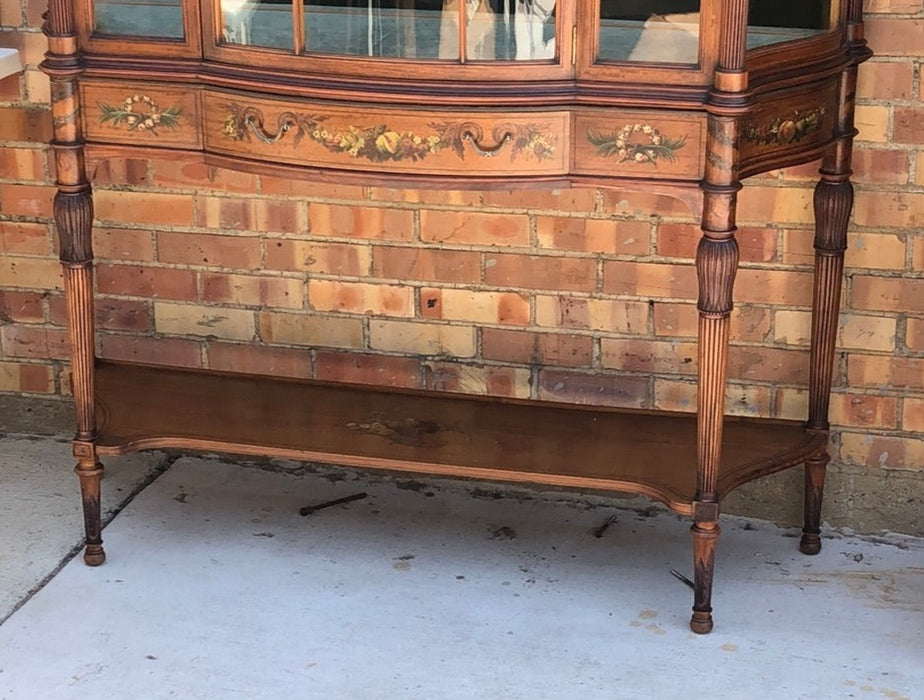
[813, 179, 853, 255]
[55, 188, 94, 264]
[696, 236, 739, 316]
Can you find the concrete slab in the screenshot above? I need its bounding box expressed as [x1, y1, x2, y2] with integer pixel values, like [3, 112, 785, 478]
[0, 435, 167, 622]
[0, 454, 921, 699]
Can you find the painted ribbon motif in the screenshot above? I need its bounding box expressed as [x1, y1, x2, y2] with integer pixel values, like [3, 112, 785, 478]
[587, 123, 687, 165]
[220, 104, 555, 162]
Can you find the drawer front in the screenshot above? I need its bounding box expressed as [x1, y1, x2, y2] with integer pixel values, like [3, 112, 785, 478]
[572, 110, 706, 181]
[81, 81, 202, 149]
[739, 80, 840, 172]
[203, 91, 569, 177]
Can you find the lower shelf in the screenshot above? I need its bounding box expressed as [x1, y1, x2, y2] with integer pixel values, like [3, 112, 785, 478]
[94, 360, 826, 515]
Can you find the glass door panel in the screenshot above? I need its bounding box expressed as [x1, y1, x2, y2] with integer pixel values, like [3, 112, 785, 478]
[302, 0, 557, 60]
[747, 0, 834, 49]
[93, 0, 185, 38]
[598, 0, 700, 64]
[220, 0, 294, 48]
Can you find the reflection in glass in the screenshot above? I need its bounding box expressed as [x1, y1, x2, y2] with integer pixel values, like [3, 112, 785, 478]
[221, 0, 293, 48]
[93, 0, 184, 38]
[598, 0, 700, 64]
[747, 0, 833, 49]
[219, 0, 555, 59]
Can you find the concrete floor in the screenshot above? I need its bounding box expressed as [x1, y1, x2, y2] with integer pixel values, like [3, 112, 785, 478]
[0, 433, 922, 699]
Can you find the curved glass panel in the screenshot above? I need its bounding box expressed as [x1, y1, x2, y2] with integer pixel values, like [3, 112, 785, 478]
[93, 0, 184, 38]
[220, 0, 556, 59]
[598, 0, 700, 64]
[747, 0, 833, 49]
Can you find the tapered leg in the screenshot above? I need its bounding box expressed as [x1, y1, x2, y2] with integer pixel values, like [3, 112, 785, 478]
[75, 457, 105, 565]
[690, 521, 720, 634]
[799, 453, 829, 555]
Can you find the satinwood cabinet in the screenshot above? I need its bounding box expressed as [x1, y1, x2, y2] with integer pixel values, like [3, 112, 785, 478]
[41, 0, 870, 632]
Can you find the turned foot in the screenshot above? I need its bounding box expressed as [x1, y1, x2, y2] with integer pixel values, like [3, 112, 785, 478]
[84, 543, 106, 566]
[690, 611, 714, 634]
[800, 454, 828, 556]
[799, 532, 822, 555]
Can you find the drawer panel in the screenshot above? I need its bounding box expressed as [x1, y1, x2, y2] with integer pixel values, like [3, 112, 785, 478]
[81, 81, 202, 149]
[572, 110, 706, 181]
[203, 91, 569, 177]
[739, 80, 839, 172]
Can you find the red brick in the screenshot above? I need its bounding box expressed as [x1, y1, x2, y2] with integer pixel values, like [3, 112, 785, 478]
[603, 261, 697, 300]
[266, 240, 369, 276]
[262, 176, 364, 200]
[0, 290, 44, 322]
[157, 231, 262, 269]
[735, 269, 814, 307]
[423, 362, 526, 397]
[851, 276, 924, 314]
[198, 196, 303, 234]
[829, 393, 898, 430]
[865, 19, 924, 57]
[98, 334, 202, 367]
[369, 187, 482, 207]
[0, 324, 69, 359]
[482, 187, 595, 212]
[728, 346, 809, 384]
[310, 203, 413, 241]
[893, 107, 924, 145]
[420, 210, 529, 247]
[149, 160, 259, 193]
[856, 61, 914, 101]
[97, 264, 197, 301]
[0, 220, 48, 255]
[484, 253, 596, 292]
[314, 351, 421, 388]
[482, 328, 592, 367]
[200, 273, 304, 309]
[92, 159, 150, 186]
[0, 146, 45, 181]
[206, 341, 313, 378]
[0, 182, 54, 217]
[93, 227, 155, 262]
[95, 298, 151, 331]
[419, 287, 530, 326]
[536, 217, 650, 256]
[372, 246, 480, 283]
[851, 149, 911, 185]
[309, 280, 413, 317]
[657, 223, 775, 263]
[94, 190, 195, 227]
[848, 355, 924, 391]
[0, 106, 51, 142]
[839, 432, 924, 471]
[19, 363, 54, 393]
[601, 338, 698, 375]
[537, 369, 649, 408]
[599, 188, 696, 219]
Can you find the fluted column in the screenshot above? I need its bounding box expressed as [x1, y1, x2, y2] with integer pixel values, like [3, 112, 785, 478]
[42, 0, 105, 565]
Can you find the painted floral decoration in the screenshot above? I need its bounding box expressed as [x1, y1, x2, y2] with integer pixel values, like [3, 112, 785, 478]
[744, 107, 827, 146]
[98, 95, 182, 134]
[221, 104, 555, 163]
[587, 123, 687, 165]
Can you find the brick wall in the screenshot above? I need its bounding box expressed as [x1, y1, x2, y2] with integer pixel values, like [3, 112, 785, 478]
[1, 1, 922, 526]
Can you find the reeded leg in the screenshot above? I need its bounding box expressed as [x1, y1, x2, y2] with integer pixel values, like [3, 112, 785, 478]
[75, 457, 106, 565]
[690, 520, 720, 634]
[799, 453, 829, 555]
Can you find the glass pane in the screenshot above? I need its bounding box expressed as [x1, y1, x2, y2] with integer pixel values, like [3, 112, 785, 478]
[93, 0, 184, 38]
[303, 0, 556, 60]
[598, 0, 700, 64]
[747, 0, 833, 49]
[221, 0, 294, 49]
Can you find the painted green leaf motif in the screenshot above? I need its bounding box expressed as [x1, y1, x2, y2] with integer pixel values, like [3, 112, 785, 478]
[587, 123, 686, 165]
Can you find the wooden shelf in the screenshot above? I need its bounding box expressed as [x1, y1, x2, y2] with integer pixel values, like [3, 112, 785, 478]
[95, 361, 826, 515]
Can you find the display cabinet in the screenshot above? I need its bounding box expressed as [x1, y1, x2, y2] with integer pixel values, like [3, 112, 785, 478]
[41, 0, 869, 632]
